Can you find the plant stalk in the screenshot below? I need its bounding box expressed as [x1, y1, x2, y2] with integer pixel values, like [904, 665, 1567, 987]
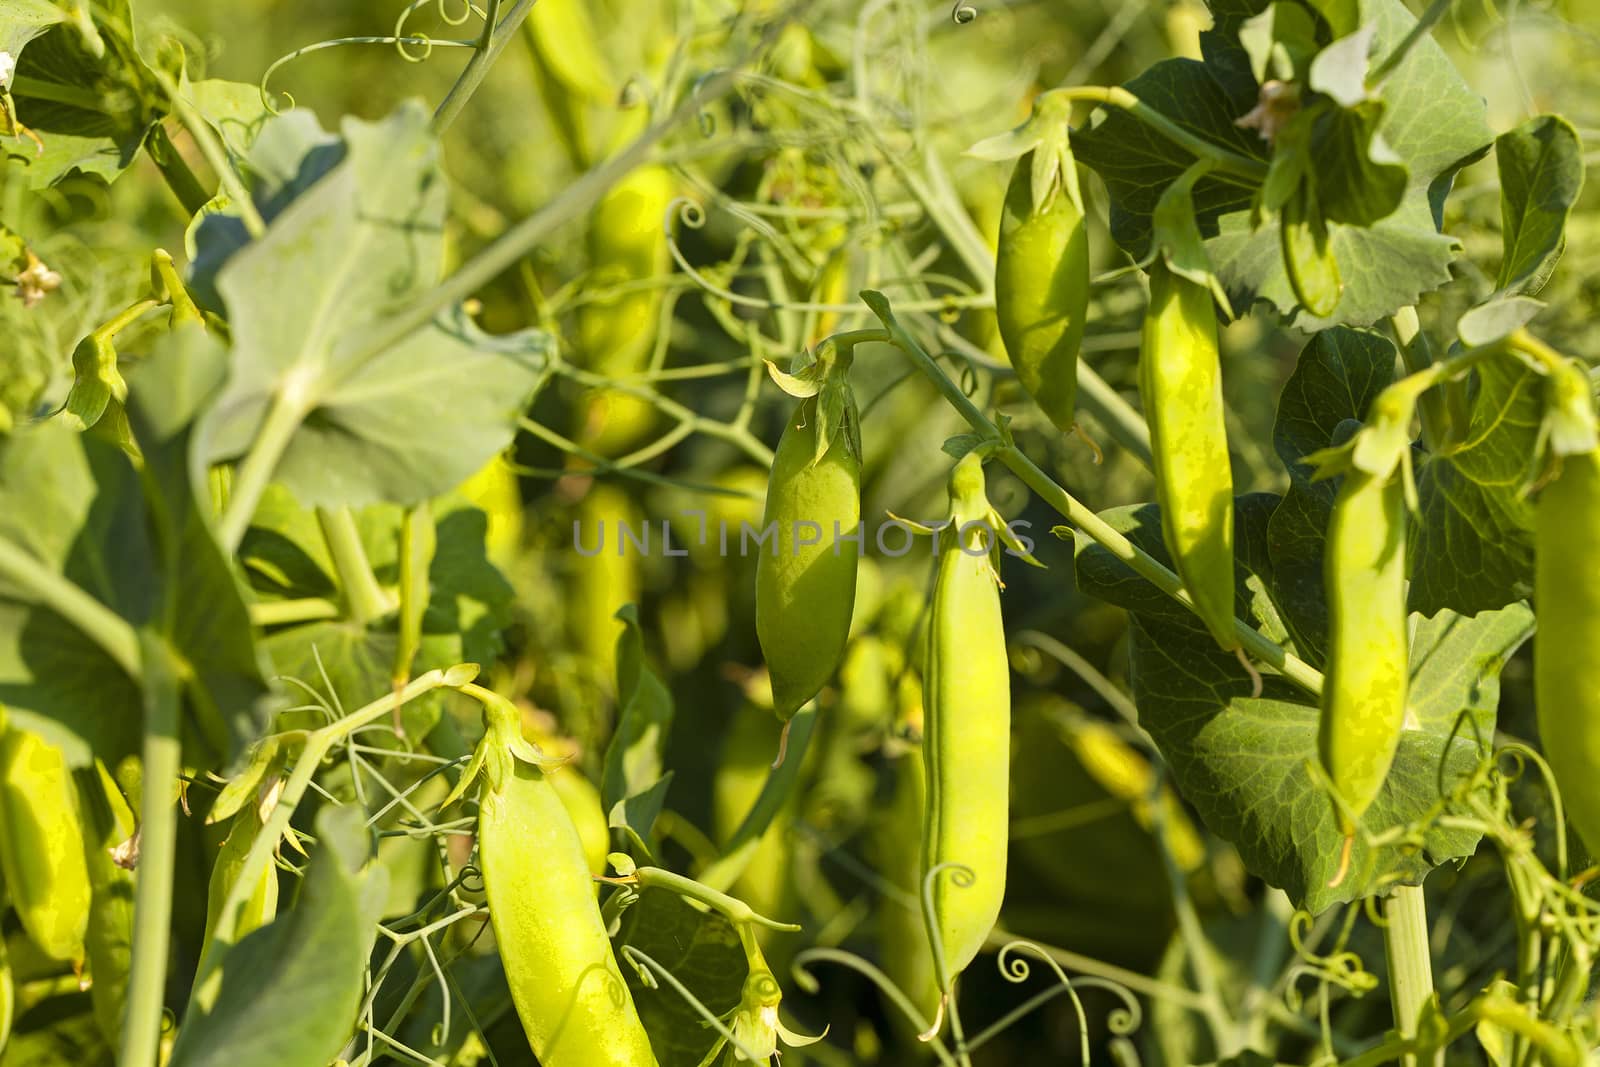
[1384, 883, 1437, 1067]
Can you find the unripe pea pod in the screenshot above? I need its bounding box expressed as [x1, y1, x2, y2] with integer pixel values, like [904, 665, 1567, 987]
[755, 346, 862, 725]
[76, 761, 137, 1043]
[1533, 360, 1600, 856]
[0, 723, 91, 964]
[995, 147, 1089, 433]
[878, 740, 940, 1032]
[480, 761, 657, 1066]
[1318, 465, 1408, 837]
[524, 721, 611, 880]
[921, 452, 1025, 991]
[199, 806, 280, 977]
[0, 911, 10, 1056]
[1139, 261, 1238, 651]
[524, 0, 616, 170]
[576, 165, 678, 456]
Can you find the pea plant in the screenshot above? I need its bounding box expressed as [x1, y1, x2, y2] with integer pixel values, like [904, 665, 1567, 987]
[0, 0, 1595, 1065]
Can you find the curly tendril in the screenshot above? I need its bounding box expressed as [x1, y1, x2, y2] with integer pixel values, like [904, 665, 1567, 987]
[259, 33, 478, 112]
[789, 949, 958, 1067]
[950, 1, 977, 24]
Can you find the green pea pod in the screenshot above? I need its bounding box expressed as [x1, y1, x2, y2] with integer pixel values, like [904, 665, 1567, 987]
[995, 149, 1089, 432]
[199, 807, 280, 977]
[0, 908, 11, 1056]
[77, 761, 136, 1043]
[1536, 446, 1600, 855]
[576, 165, 677, 455]
[1318, 466, 1408, 834]
[481, 762, 658, 1066]
[1139, 262, 1239, 650]
[878, 744, 940, 1031]
[524, 0, 616, 170]
[0, 725, 91, 963]
[922, 453, 1013, 990]
[755, 375, 862, 723]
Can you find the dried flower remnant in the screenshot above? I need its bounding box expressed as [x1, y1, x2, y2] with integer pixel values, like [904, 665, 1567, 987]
[14, 251, 61, 308]
[1235, 80, 1301, 143]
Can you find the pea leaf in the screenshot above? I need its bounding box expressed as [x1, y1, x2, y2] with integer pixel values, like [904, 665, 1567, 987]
[191, 102, 552, 509]
[1493, 114, 1584, 298]
[0, 327, 271, 769]
[603, 603, 675, 845]
[5, 0, 163, 187]
[1075, 0, 1491, 329]
[0, 0, 65, 59]
[617, 887, 747, 1067]
[168, 804, 389, 1067]
[1074, 501, 1528, 913]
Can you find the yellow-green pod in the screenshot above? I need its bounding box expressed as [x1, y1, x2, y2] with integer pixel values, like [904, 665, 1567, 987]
[1536, 445, 1600, 855]
[199, 808, 279, 975]
[0, 907, 11, 1055]
[548, 766, 610, 880]
[456, 454, 523, 569]
[878, 744, 940, 1030]
[1318, 467, 1408, 833]
[995, 149, 1089, 433]
[1140, 262, 1238, 651]
[575, 165, 677, 456]
[572, 483, 642, 690]
[0, 726, 91, 963]
[77, 762, 137, 1042]
[754, 392, 862, 721]
[525, 0, 616, 170]
[922, 453, 1010, 989]
[712, 705, 794, 924]
[480, 762, 657, 1066]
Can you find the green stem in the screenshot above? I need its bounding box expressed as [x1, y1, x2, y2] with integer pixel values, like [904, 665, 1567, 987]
[1049, 86, 1268, 182]
[1383, 884, 1436, 1067]
[197, 667, 474, 968]
[118, 636, 183, 1067]
[218, 386, 311, 552]
[155, 71, 266, 239]
[432, 0, 525, 133]
[145, 122, 210, 216]
[342, 17, 796, 383]
[863, 290, 1324, 698]
[316, 507, 392, 624]
[248, 596, 342, 627]
[0, 539, 141, 680]
[627, 867, 801, 932]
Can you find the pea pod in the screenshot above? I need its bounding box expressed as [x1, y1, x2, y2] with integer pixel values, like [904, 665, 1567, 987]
[576, 166, 678, 456]
[995, 148, 1088, 433]
[524, 0, 616, 170]
[1318, 465, 1408, 835]
[77, 761, 137, 1043]
[878, 741, 940, 1031]
[481, 763, 656, 1065]
[1139, 261, 1238, 651]
[922, 453, 1026, 990]
[0, 723, 91, 963]
[1534, 361, 1600, 855]
[198, 806, 281, 979]
[755, 348, 862, 723]
[0, 900, 11, 1056]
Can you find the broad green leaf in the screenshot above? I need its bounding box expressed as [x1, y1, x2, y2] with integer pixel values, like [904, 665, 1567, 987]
[193, 102, 552, 509]
[0, 327, 270, 768]
[1408, 355, 1542, 616]
[603, 603, 674, 832]
[1075, 502, 1526, 912]
[617, 887, 747, 1067]
[168, 804, 389, 1067]
[1077, 0, 1491, 328]
[4, 0, 162, 187]
[1456, 295, 1545, 347]
[1494, 114, 1583, 297]
[1237, 3, 1319, 85]
[0, 0, 64, 58]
